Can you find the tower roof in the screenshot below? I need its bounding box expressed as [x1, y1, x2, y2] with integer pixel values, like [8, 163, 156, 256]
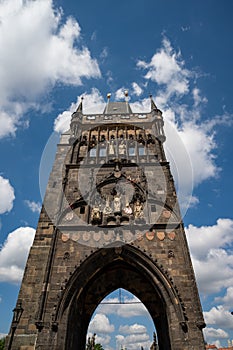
[103, 101, 132, 114]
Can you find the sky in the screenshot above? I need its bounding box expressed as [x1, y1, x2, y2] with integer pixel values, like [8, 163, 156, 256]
[0, 0, 233, 348]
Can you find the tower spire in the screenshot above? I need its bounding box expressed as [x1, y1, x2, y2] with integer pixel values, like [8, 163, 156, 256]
[76, 96, 84, 113]
[150, 94, 157, 111]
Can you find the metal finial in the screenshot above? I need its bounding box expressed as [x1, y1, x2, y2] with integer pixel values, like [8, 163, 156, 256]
[107, 93, 111, 99]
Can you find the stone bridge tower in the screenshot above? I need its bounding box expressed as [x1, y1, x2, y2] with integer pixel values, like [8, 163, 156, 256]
[5, 94, 206, 349]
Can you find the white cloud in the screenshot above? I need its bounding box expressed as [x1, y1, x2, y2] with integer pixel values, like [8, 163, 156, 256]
[116, 332, 151, 350]
[0, 227, 35, 283]
[24, 200, 41, 214]
[89, 313, 115, 334]
[192, 87, 208, 107]
[204, 327, 229, 340]
[215, 287, 233, 308]
[0, 111, 17, 138]
[186, 218, 233, 260]
[0, 0, 101, 138]
[98, 296, 148, 318]
[134, 37, 221, 206]
[137, 37, 190, 99]
[130, 97, 151, 113]
[131, 82, 143, 96]
[186, 219, 233, 294]
[175, 120, 218, 186]
[100, 47, 108, 60]
[0, 176, 15, 214]
[119, 323, 147, 334]
[115, 87, 126, 100]
[204, 306, 233, 330]
[95, 334, 112, 348]
[54, 88, 105, 133]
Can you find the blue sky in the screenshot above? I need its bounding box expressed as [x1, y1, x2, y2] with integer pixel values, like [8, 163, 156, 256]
[0, 0, 233, 348]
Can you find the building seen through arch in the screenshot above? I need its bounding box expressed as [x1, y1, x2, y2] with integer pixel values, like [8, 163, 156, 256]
[5, 94, 206, 349]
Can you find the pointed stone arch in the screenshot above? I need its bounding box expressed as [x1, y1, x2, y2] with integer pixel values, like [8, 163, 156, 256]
[54, 244, 188, 350]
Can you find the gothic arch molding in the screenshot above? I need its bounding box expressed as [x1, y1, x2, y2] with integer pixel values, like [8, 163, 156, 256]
[54, 245, 188, 350]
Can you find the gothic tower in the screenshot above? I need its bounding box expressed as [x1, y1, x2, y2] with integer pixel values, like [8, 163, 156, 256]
[5, 94, 206, 349]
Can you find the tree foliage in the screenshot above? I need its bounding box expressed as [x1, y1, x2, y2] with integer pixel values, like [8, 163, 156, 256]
[95, 344, 104, 350]
[0, 337, 5, 350]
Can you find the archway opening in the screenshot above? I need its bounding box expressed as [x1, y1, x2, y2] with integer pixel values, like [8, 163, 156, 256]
[61, 247, 174, 350]
[86, 288, 157, 350]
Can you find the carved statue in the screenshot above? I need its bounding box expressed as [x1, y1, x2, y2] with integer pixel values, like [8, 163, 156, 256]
[118, 140, 126, 155]
[114, 194, 121, 213]
[103, 197, 112, 215]
[91, 205, 101, 223]
[109, 140, 115, 155]
[134, 199, 144, 219]
[123, 202, 132, 215]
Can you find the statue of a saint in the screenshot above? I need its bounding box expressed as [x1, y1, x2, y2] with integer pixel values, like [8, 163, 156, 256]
[103, 197, 112, 215]
[109, 140, 115, 155]
[118, 140, 126, 155]
[123, 202, 132, 215]
[114, 194, 121, 213]
[91, 205, 101, 223]
[134, 200, 144, 219]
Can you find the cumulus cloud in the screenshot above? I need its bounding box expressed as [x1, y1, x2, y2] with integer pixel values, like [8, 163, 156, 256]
[204, 306, 233, 330]
[98, 296, 148, 318]
[133, 37, 228, 210]
[0, 111, 17, 138]
[131, 82, 143, 96]
[186, 219, 233, 294]
[119, 323, 147, 334]
[0, 176, 15, 214]
[215, 287, 233, 308]
[115, 87, 127, 100]
[0, 0, 101, 138]
[89, 313, 115, 334]
[116, 332, 151, 350]
[204, 327, 228, 339]
[95, 334, 112, 348]
[137, 37, 190, 99]
[186, 219, 233, 345]
[204, 327, 228, 348]
[24, 200, 41, 214]
[0, 227, 35, 283]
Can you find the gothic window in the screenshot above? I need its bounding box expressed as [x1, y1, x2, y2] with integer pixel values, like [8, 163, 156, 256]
[90, 148, 97, 157]
[129, 146, 135, 156]
[99, 146, 106, 157]
[138, 146, 145, 156]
